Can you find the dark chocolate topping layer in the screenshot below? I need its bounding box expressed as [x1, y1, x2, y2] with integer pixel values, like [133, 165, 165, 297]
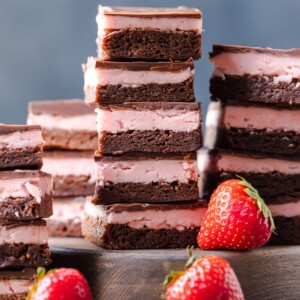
[90, 58, 194, 71]
[44, 150, 94, 159]
[29, 99, 96, 116]
[210, 44, 300, 58]
[94, 151, 197, 161]
[100, 6, 202, 18]
[99, 101, 201, 111]
[0, 170, 52, 180]
[0, 268, 36, 280]
[101, 200, 207, 214]
[0, 124, 41, 134]
[0, 219, 46, 229]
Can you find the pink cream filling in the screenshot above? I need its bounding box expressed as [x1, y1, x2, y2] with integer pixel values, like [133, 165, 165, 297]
[0, 130, 42, 150]
[206, 102, 300, 131]
[96, 159, 198, 184]
[0, 225, 48, 244]
[85, 199, 206, 230]
[84, 62, 194, 87]
[42, 157, 96, 184]
[27, 113, 96, 132]
[0, 176, 53, 203]
[269, 201, 300, 218]
[97, 108, 200, 133]
[97, 6, 202, 32]
[211, 52, 300, 81]
[0, 280, 34, 295]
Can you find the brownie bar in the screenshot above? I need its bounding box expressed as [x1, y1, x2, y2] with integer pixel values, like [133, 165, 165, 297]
[82, 200, 206, 249]
[268, 216, 300, 245]
[97, 102, 202, 155]
[210, 75, 300, 106]
[96, 6, 202, 60]
[27, 99, 97, 151]
[0, 125, 43, 170]
[0, 293, 27, 300]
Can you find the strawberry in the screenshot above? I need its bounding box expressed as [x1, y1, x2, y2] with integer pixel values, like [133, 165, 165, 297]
[164, 254, 244, 300]
[28, 267, 93, 300]
[198, 176, 275, 250]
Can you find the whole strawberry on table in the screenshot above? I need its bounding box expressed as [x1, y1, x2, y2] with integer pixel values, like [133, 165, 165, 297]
[198, 176, 275, 250]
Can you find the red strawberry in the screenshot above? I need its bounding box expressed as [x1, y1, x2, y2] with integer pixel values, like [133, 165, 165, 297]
[198, 177, 275, 250]
[164, 255, 244, 300]
[28, 268, 93, 300]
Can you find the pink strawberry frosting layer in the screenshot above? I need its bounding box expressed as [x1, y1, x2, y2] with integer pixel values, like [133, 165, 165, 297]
[269, 201, 300, 218]
[97, 6, 202, 32]
[84, 58, 194, 87]
[206, 102, 300, 131]
[0, 225, 48, 244]
[42, 156, 96, 184]
[0, 130, 42, 150]
[85, 199, 206, 230]
[27, 113, 96, 132]
[0, 280, 33, 294]
[96, 159, 197, 184]
[0, 175, 53, 203]
[197, 151, 300, 175]
[211, 51, 300, 82]
[97, 108, 200, 133]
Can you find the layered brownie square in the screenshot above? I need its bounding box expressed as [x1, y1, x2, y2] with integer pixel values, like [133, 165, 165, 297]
[210, 44, 300, 106]
[205, 101, 300, 156]
[0, 170, 53, 220]
[42, 151, 95, 197]
[83, 58, 195, 104]
[0, 125, 43, 170]
[82, 198, 207, 249]
[97, 102, 202, 155]
[27, 99, 97, 151]
[94, 153, 199, 204]
[0, 220, 51, 269]
[96, 6, 202, 61]
[47, 197, 85, 237]
[0, 268, 36, 299]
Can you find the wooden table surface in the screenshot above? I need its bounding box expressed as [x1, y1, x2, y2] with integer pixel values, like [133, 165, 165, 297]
[50, 238, 300, 300]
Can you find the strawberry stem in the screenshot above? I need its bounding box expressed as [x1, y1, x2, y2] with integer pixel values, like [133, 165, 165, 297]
[237, 176, 276, 233]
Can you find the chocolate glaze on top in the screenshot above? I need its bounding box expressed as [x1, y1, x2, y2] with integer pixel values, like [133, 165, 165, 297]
[0, 170, 52, 180]
[29, 99, 96, 116]
[87, 57, 194, 72]
[210, 44, 300, 58]
[43, 151, 94, 159]
[0, 124, 41, 135]
[99, 6, 202, 19]
[0, 219, 46, 229]
[0, 268, 36, 280]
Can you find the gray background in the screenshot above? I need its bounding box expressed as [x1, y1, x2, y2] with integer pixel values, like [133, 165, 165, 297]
[1, 0, 300, 124]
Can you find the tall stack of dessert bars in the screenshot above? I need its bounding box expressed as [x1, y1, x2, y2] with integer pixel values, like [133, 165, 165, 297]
[82, 5, 207, 249]
[27, 99, 97, 237]
[199, 44, 300, 245]
[0, 125, 53, 299]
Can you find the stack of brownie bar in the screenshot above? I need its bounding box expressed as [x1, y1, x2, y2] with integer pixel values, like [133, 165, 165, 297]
[0, 124, 53, 299]
[27, 99, 97, 237]
[199, 44, 300, 245]
[82, 5, 207, 249]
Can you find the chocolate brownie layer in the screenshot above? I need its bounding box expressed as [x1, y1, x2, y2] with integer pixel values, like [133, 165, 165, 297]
[99, 29, 201, 61]
[268, 216, 300, 245]
[94, 181, 199, 204]
[87, 78, 195, 104]
[201, 172, 300, 204]
[42, 128, 98, 151]
[0, 148, 42, 170]
[210, 75, 300, 106]
[82, 215, 199, 250]
[0, 244, 51, 269]
[99, 129, 202, 155]
[0, 194, 53, 220]
[209, 127, 300, 156]
[0, 294, 28, 300]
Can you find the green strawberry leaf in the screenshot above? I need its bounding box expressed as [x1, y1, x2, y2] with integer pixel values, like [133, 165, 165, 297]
[237, 176, 276, 233]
